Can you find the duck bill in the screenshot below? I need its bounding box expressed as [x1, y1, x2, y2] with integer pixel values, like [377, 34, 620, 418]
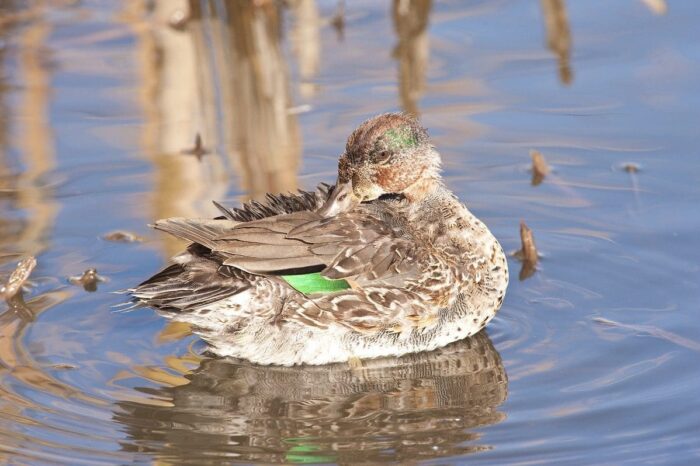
[318, 180, 359, 217]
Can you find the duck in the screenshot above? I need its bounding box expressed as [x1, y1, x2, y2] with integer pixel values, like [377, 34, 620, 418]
[132, 113, 508, 366]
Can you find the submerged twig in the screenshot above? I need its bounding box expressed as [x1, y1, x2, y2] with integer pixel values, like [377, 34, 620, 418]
[181, 133, 209, 162]
[1, 256, 37, 302]
[102, 231, 144, 243]
[530, 149, 550, 186]
[622, 162, 640, 174]
[69, 268, 107, 292]
[621, 162, 641, 208]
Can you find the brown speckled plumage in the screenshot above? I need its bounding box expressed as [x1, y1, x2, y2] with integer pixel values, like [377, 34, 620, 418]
[132, 113, 508, 365]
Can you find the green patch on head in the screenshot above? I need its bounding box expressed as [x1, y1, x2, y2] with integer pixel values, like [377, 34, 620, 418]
[383, 125, 418, 151]
[281, 272, 350, 295]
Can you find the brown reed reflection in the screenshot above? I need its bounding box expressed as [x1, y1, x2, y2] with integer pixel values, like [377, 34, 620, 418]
[0, 8, 70, 462]
[0, 4, 58, 263]
[640, 0, 668, 15]
[288, 0, 321, 98]
[121, 0, 228, 256]
[0, 9, 10, 159]
[0, 288, 82, 401]
[114, 332, 507, 464]
[540, 0, 573, 85]
[0, 281, 115, 463]
[330, 0, 345, 41]
[123, 1, 301, 256]
[212, 1, 301, 200]
[392, 0, 432, 114]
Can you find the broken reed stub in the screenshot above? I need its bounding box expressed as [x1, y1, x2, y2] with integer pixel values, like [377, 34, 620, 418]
[514, 221, 538, 280]
[1, 256, 37, 300]
[530, 149, 550, 186]
[517, 220, 539, 264]
[622, 162, 640, 174]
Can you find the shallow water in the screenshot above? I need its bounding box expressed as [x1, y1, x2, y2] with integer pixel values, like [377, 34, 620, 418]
[1, 0, 699, 464]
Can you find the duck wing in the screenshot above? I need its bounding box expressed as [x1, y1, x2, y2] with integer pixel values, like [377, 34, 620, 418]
[153, 212, 331, 273]
[287, 213, 423, 286]
[153, 206, 424, 288]
[134, 185, 331, 313]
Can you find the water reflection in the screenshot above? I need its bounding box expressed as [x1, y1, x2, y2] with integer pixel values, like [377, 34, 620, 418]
[0, 4, 58, 263]
[393, 0, 432, 114]
[0, 289, 75, 401]
[115, 332, 507, 464]
[289, 0, 321, 98]
[1, 0, 698, 463]
[0, 7, 71, 463]
[640, 0, 668, 15]
[330, 0, 345, 41]
[205, 0, 301, 200]
[0, 287, 84, 464]
[540, 0, 573, 85]
[125, 0, 301, 256]
[123, 0, 228, 256]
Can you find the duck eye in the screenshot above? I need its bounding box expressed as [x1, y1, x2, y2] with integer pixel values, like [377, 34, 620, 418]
[375, 150, 392, 164]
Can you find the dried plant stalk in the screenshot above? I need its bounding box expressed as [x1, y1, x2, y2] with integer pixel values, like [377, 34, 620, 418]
[515, 221, 538, 280]
[519, 221, 538, 264]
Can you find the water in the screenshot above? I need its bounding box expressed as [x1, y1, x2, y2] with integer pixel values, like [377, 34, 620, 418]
[1, 0, 699, 464]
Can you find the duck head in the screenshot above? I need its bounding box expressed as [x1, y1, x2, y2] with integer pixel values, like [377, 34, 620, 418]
[320, 113, 442, 217]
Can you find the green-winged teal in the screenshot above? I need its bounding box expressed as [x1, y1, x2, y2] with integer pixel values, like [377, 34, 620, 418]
[133, 113, 508, 365]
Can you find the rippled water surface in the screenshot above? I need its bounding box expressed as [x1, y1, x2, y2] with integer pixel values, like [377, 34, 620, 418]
[1, 1, 699, 464]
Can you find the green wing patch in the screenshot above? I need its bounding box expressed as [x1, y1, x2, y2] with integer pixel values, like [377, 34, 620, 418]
[281, 272, 350, 295]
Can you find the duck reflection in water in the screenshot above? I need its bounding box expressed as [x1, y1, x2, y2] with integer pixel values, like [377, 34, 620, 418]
[115, 332, 507, 464]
